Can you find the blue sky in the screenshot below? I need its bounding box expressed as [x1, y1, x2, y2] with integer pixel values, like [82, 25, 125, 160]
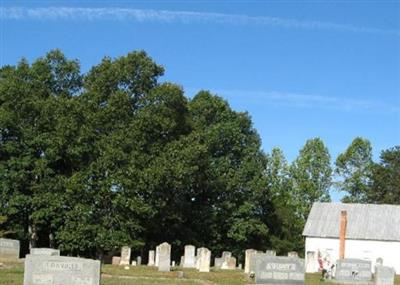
[1, 1, 399, 200]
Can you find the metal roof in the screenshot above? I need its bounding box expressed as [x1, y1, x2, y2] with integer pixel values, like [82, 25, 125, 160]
[302, 202, 400, 241]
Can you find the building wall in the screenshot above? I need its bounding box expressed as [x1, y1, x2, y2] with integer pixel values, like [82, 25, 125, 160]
[305, 237, 400, 274]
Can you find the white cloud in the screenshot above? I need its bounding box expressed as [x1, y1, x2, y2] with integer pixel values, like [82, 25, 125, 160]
[188, 88, 400, 114]
[1, 7, 399, 36]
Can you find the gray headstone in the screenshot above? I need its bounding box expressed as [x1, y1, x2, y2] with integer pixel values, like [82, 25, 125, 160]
[120, 246, 131, 265]
[214, 257, 223, 269]
[180, 255, 184, 267]
[148, 250, 155, 266]
[112, 256, 120, 265]
[30, 248, 60, 256]
[136, 256, 141, 266]
[245, 249, 258, 274]
[375, 265, 395, 285]
[254, 255, 305, 285]
[266, 250, 277, 256]
[336, 258, 372, 282]
[183, 245, 196, 268]
[288, 251, 298, 258]
[0, 238, 20, 260]
[158, 242, 171, 272]
[23, 255, 100, 285]
[198, 247, 211, 273]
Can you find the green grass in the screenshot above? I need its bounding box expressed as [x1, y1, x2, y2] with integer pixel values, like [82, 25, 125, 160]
[1, 262, 400, 285]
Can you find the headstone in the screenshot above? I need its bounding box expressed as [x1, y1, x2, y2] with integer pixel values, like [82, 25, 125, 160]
[198, 247, 211, 273]
[148, 250, 155, 266]
[172, 261, 176, 267]
[254, 255, 305, 285]
[375, 266, 395, 285]
[30, 248, 60, 256]
[222, 257, 236, 270]
[245, 249, 258, 274]
[227, 257, 237, 269]
[266, 249, 277, 256]
[214, 257, 223, 269]
[158, 242, 171, 272]
[238, 263, 243, 270]
[120, 246, 131, 265]
[306, 251, 318, 273]
[155, 246, 160, 267]
[288, 251, 298, 258]
[23, 255, 100, 285]
[336, 258, 372, 283]
[180, 256, 184, 267]
[131, 261, 137, 266]
[183, 245, 196, 268]
[222, 251, 232, 259]
[0, 238, 20, 260]
[112, 256, 121, 265]
[136, 256, 141, 266]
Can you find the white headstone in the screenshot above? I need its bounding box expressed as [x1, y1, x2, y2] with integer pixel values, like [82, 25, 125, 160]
[198, 247, 211, 273]
[155, 246, 160, 267]
[120, 246, 131, 265]
[222, 256, 236, 270]
[245, 249, 257, 274]
[158, 242, 171, 272]
[183, 245, 196, 268]
[148, 250, 155, 266]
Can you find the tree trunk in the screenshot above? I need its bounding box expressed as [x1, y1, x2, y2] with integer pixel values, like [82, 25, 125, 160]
[49, 232, 55, 248]
[28, 223, 38, 249]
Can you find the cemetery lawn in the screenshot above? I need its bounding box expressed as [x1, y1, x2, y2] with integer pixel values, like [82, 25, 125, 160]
[1, 264, 400, 285]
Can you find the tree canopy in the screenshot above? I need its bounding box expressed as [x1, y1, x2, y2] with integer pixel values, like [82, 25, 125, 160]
[0, 50, 398, 261]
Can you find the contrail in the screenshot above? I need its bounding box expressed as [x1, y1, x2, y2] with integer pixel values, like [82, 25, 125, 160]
[2, 7, 399, 37]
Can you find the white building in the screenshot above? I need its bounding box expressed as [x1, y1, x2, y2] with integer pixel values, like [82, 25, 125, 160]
[303, 202, 400, 274]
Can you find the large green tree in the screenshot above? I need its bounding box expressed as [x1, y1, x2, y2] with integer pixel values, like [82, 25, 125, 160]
[291, 138, 332, 220]
[262, 148, 303, 254]
[335, 137, 373, 203]
[368, 146, 400, 204]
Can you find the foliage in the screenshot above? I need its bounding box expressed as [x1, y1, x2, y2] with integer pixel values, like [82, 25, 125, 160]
[335, 137, 373, 203]
[368, 146, 400, 204]
[1, 50, 398, 260]
[290, 138, 332, 220]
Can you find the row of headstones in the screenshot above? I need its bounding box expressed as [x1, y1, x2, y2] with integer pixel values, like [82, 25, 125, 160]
[1, 238, 397, 285]
[149, 242, 212, 272]
[244, 248, 396, 285]
[336, 258, 396, 285]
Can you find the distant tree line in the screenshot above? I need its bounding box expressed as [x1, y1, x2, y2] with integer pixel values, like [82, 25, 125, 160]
[0, 50, 398, 261]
